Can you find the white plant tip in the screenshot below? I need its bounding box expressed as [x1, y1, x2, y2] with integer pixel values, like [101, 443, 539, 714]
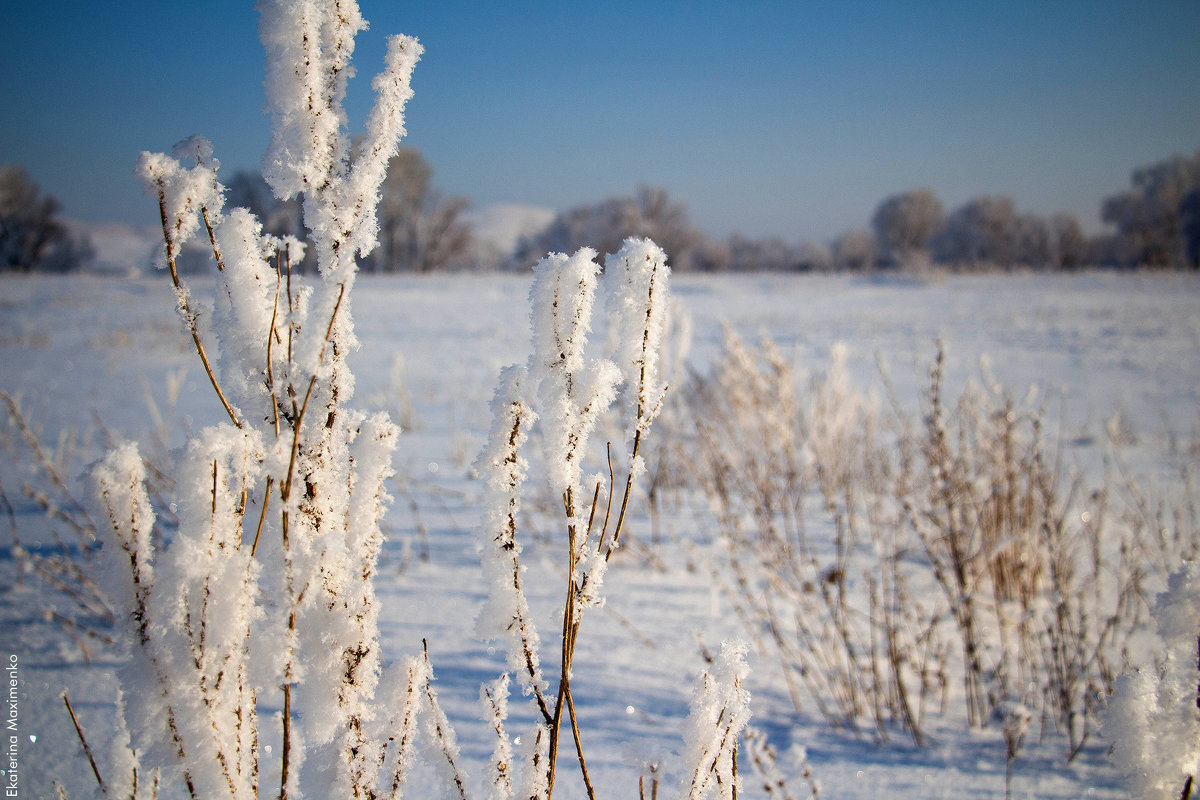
[680, 641, 753, 800]
[604, 236, 671, 434]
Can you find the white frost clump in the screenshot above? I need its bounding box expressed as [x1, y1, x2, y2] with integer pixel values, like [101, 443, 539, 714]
[481, 673, 515, 800]
[259, 0, 422, 274]
[136, 143, 223, 267]
[516, 724, 550, 800]
[679, 641, 752, 800]
[475, 367, 548, 695]
[93, 443, 155, 621]
[528, 247, 622, 505]
[604, 237, 670, 438]
[1105, 562, 1200, 798]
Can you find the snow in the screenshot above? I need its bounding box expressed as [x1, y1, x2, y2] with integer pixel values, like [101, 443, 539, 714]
[2, 269, 1199, 799]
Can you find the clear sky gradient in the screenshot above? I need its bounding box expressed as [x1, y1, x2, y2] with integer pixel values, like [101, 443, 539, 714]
[2, 1, 1198, 242]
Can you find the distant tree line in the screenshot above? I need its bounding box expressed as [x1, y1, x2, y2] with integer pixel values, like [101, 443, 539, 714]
[4, 147, 1200, 273]
[515, 149, 1200, 273]
[860, 188, 1089, 272]
[858, 150, 1200, 271]
[858, 149, 1200, 271]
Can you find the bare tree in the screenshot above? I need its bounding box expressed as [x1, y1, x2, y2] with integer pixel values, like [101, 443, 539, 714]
[1013, 213, 1051, 268]
[511, 185, 705, 270]
[0, 165, 92, 272]
[872, 188, 943, 269]
[690, 235, 732, 272]
[1049, 212, 1087, 269]
[725, 233, 799, 271]
[796, 239, 833, 271]
[833, 227, 879, 271]
[934, 195, 1018, 269]
[1178, 186, 1200, 269]
[1101, 150, 1200, 267]
[365, 148, 473, 272]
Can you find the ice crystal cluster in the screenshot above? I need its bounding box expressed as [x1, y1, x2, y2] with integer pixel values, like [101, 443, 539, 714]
[1104, 562, 1200, 799]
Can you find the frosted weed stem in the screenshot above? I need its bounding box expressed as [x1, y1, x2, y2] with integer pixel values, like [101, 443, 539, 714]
[63, 693, 104, 791]
[151, 186, 242, 430]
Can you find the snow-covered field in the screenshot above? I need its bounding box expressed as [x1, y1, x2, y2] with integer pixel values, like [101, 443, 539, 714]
[2, 269, 1198, 798]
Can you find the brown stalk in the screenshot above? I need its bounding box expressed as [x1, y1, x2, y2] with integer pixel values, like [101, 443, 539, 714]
[282, 282, 346, 503]
[154, 187, 242, 429]
[599, 443, 616, 545]
[421, 641, 470, 800]
[604, 428, 642, 563]
[250, 476, 273, 558]
[281, 677, 292, 800]
[63, 693, 105, 790]
[277, 282, 346, 800]
[266, 250, 284, 437]
[545, 501, 579, 799]
[564, 684, 596, 800]
[202, 206, 227, 272]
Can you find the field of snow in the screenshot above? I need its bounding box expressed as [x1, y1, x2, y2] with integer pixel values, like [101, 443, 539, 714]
[2, 269, 1198, 798]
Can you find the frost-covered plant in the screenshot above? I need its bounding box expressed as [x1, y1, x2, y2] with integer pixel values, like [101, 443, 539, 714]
[87, 4, 756, 797]
[1104, 561, 1200, 799]
[0, 391, 114, 656]
[991, 700, 1032, 800]
[686, 334, 1194, 761]
[690, 334, 938, 746]
[88, 2, 465, 798]
[679, 642, 752, 800]
[742, 725, 819, 800]
[477, 237, 710, 799]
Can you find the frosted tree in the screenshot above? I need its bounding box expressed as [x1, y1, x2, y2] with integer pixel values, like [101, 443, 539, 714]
[1101, 150, 1200, 267]
[933, 195, 1018, 268]
[833, 227, 879, 272]
[871, 188, 943, 269]
[0, 164, 93, 272]
[511, 187, 705, 272]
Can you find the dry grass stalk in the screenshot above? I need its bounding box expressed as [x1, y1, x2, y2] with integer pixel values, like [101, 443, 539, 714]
[683, 333, 1198, 760]
[0, 394, 115, 654]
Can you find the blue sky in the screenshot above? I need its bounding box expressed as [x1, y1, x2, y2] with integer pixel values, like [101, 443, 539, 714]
[2, 1, 1198, 242]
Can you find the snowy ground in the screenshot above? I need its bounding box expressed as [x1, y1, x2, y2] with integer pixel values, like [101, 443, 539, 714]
[2, 269, 1198, 798]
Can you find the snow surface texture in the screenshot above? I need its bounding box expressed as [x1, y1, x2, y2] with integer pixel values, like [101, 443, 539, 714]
[3, 270, 1199, 799]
